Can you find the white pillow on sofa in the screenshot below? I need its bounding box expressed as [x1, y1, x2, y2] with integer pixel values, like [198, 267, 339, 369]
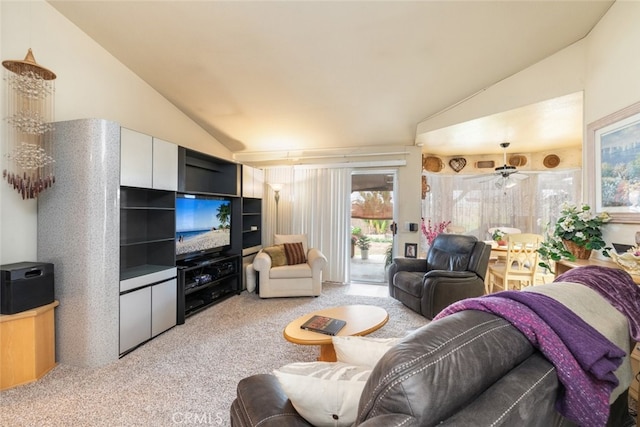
[273, 361, 371, 427]
[332, 336, 401, 368]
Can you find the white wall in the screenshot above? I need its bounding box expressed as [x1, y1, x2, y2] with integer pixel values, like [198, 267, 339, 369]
[417, 1, 640, 256]
[394, 146, 423, 253]
[416, 39, 587, 137]
[583, 1, 640, 252]
[0, 1, 232, 264]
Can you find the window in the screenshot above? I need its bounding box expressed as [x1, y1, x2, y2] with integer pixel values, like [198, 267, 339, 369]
[422, 170, 581, 245]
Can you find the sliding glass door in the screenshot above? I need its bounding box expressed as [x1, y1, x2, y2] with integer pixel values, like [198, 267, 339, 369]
[350, 170, 396, 284]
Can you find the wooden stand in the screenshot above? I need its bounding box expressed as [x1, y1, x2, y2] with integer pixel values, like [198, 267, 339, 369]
[0, 301, 59, 390]
[555, 258, 640, 285]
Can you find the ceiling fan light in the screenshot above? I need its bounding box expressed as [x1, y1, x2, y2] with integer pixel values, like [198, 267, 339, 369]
[505, 179, 517, 189]
[495, 165, 516, 173]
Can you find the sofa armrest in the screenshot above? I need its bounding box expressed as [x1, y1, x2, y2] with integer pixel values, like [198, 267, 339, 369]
[307, 248, 327, 272]
[230, 374, 312, 427]
[252, 251, 272, 272]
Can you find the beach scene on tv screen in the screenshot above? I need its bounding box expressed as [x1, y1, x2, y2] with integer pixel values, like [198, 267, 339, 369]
[176, 198, 231, 256]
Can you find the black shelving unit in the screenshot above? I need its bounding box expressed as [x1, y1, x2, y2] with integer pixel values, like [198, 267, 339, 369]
[242, 197, 262, 250]
[177, 254, 241, 323]
[120, 187, 176, 280]
[177, 147, 240, 196]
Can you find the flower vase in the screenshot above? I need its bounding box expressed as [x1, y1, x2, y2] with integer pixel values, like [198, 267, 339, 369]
[562, 239, 592, 260]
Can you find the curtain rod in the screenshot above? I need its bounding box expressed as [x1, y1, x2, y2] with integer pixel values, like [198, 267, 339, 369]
[290, 160, 406, 170]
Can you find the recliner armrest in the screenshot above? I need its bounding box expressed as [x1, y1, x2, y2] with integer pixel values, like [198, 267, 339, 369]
[424, 270, 477, 279]
[388, 257, 428, 298]
[391, 257, 427, 273]
[357, 414, 420, 426]
[252, 251, 272, 272]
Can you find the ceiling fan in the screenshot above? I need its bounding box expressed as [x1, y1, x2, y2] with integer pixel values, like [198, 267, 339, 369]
[492, 142, 528, 189]
[465, 142, 528, 190]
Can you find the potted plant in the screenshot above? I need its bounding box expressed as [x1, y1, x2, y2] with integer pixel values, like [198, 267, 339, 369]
[351, 226, 362, 258]
[384, 244, 393, 268]
[356, 235, 371, 260]
[492, 229, 507, 246]
[537, 202, 611, 273]
[351, 235, 358, 258]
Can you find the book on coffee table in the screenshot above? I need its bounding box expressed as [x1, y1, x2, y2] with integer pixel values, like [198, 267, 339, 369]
[300, 315, 346, 336]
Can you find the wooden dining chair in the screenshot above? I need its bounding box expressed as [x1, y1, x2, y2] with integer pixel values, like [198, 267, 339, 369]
[487, 233, 543, 293]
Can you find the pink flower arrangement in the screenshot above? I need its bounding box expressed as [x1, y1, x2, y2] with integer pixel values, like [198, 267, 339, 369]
[421, 218, 452, 246]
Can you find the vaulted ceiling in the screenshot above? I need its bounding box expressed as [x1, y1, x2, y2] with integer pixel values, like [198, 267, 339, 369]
[49, 1, 613, 162]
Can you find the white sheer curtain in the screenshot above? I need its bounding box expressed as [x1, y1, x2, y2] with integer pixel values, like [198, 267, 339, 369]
[263, 166, 352, 283]
[263, 167, 295, 246]
[423, 170, 581, 246]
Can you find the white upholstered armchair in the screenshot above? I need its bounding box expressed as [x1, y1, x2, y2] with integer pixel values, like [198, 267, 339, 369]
[252, 234, 327, 298]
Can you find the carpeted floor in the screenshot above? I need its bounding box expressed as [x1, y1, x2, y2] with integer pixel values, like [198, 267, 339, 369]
[0, 283, 428, 427]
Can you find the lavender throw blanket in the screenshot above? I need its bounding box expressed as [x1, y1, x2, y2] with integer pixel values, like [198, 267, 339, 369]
[555, 265, 640, 341]
[435, 291, 624, 427]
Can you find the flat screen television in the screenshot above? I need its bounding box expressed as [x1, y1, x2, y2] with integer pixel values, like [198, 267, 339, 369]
[176, 193, 232, 261]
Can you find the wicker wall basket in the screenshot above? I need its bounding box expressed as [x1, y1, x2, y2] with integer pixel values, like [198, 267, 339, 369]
[562, 239, 592, 260]
[423, 156, 444, 172]
[508, 155, 527, 167]
[544, 154, 561, 168]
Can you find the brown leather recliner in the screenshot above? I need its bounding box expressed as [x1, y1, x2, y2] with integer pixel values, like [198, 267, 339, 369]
[388, 233, 491, 319]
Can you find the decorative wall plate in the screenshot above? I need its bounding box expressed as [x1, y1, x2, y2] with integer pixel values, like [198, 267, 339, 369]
[449, 157, 467, 173]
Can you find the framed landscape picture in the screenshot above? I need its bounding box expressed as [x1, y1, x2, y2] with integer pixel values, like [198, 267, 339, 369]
[587, 100, 640, 223]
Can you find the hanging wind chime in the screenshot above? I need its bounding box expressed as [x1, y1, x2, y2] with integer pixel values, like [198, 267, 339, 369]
[2, 48, 56, 199]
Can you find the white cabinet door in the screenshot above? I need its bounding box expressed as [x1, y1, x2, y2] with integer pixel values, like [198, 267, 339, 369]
[253, 168, 264, 198]
[242, 165, 254, 198]
[120, 287, 151, 353]
[152, 138, 178, 191]
[120, 128, 153, 188]
[151, 278, 177, 337]
[242, 165, 264, 198]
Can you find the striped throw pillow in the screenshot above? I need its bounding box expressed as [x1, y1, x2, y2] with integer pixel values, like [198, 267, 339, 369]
[283, 242, 307, 265]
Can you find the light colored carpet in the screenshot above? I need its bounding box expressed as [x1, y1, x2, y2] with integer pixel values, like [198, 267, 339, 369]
[0, 283, 428, 427]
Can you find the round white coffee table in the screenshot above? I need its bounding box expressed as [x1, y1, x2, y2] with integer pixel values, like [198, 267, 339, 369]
[283, 305, 389, 361]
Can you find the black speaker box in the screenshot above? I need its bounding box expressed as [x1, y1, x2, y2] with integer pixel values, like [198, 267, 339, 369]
[0, 262, 54, 315]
